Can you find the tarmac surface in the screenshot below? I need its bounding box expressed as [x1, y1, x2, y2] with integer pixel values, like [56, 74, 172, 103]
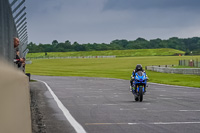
[31, 75, 200, 133]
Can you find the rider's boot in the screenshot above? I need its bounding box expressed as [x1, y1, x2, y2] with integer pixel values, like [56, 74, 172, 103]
[129, 86, 132, 92]
[132, 85, 136, 93]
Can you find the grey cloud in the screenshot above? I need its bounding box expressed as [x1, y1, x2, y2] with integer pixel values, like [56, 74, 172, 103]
[26, 0, 200, 44]
[103, 0, 200, 11]
[103, 0, 200, 29]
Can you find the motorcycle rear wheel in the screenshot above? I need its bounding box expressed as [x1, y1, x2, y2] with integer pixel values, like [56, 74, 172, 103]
[139, 87, 143, 102]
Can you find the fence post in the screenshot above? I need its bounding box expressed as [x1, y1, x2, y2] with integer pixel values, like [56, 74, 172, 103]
[196, 59, 197, 67]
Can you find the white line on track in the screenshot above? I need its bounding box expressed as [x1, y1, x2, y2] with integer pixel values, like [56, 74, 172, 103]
[85, 121, 200, 126]
[179, 110, 200, 112]
[150, 90, 166, 92]
[83, 96, 103, 98]
[151, 122, 200, 125]
[149, 82, 199, 89]
[157, 97, 173, 100]
[120, 108, 131, 111]
[159, 95, 166, 96]
[104, 104, 118, 106]
[37, 79, 87, 133]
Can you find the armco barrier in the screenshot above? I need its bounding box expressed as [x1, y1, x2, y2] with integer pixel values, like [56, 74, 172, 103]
[146, 65, 200, 75]
[0, 59, 31, 133]
[27, 55, 116, 60]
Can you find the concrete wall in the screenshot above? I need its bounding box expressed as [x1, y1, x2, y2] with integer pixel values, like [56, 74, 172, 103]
[146, 66, 200, 75]
[0, 58, 31, 133]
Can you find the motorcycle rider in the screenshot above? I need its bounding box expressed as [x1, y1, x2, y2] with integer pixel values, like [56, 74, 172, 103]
[130, 64, 147, 92]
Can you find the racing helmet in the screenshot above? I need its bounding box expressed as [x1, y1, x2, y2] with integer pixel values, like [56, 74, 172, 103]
[135, 64, 143, 72]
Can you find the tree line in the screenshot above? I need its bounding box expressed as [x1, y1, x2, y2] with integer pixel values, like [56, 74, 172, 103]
[27, 37, 200, 55]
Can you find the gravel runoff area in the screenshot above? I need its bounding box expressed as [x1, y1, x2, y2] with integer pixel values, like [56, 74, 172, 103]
[30, 81, 47, 133]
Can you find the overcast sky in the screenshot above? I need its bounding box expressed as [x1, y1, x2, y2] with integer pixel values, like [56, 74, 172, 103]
[26, 0, 200, 44]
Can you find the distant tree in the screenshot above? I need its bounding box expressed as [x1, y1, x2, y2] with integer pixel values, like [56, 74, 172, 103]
[126, 41, 135, 49]
[72, 42, 83, 51]
[149, 38, 162, 48]
[84, 43, 93, 51]
[27, 37, 200, 55]
[134, 37, 148, 49]
[110, 39, 128, 48]
[64, 40, 73, 51]
[42, 44, 54, 52]
[52, 40, 58, 46]
[27, 42, 39, 53]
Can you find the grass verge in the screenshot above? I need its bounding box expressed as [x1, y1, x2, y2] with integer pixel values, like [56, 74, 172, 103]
[26, 56, 200, 88]
[30, 80, 37, 82]
[27, 48, 185, 58]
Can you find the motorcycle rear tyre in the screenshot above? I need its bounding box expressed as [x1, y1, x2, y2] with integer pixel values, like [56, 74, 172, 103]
[139, 86, 143, 102]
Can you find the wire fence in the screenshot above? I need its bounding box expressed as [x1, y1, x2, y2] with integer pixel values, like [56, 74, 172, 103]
[0, 0, 28, 63]
[0, 0, 17, 62]
[179, 59, 200, 68]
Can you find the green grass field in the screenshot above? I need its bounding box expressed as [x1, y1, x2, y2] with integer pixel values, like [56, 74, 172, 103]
[27, 48, 185, 58]
[26, 55, 200, 88]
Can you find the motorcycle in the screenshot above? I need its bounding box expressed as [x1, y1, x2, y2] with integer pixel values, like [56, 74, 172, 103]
[131, 71, 148, 102]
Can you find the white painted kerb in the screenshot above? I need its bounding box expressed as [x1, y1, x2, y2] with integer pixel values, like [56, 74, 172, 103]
[37, 79, 87, 133]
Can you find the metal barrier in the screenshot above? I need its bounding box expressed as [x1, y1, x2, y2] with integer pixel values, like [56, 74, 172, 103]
[27, 56, 117, 60]
[146, 65, 200, 75]
[0, 0, 28, 63]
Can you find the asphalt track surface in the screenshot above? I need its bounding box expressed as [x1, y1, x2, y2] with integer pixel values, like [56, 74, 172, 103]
[32, 75, 200, 133]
